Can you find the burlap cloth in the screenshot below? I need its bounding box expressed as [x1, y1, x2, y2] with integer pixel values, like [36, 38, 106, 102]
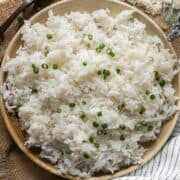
[0, 1, 179, 180]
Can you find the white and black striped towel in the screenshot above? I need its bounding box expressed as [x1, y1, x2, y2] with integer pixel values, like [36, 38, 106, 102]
[116, 118, 180, 180]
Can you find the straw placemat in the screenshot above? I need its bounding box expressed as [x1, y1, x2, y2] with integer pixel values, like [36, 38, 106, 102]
[0, 1, 179, 180]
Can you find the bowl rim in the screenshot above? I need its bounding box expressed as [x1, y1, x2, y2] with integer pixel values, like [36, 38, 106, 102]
[0, 0, 179, 179]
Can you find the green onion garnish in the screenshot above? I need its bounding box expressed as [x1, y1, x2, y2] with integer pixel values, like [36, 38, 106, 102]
[47, 34, 53, 40]
[41, 63, 48, 69]
[80, 114, 86, 120]
[99, 43, 105, 49]
[97, 129, 107, 136]
[159, 79, 166, 87]
[139, 106, 146, 115]
[96, 47, 101, 53]
[88, 34, 93, 40]
[101, 123, 108, 129]
[83, 152, 90, 159]
[32, 64, 39, 74]
[31, 88, 38, 94]
[17, 15, 23, 23]
[16, 103, 22, 109]
[129, 16, 135, 23]
[119, 134, 125, 141]
[93, 143, 100, 149]
[140, 121, 148, 126]
[57, 108, 62, 113]
[116, 69, 121, 74]
[52, 64, 58, 69]
[69, 103, 75, 108]
[4, 144, 15, 156]
[97, 111, 102, 117]
[135, 124, 143, 131]
[119, 124, 126, 130]
[103, 69, 111, 80]
[154, 71, 160, 81]
[93, 121, 99, 128]
[106, 48, 115, 57]
[145, 90, 150, 95]
[65, 148, 72, 155]
[154, 71, 166, 87]
[150, 94, 156, 100]
[82, 101, 86, 105]
[148, 125, 153, 131]
[82, 61, 87, 66]
[97, 70, 102, 75]
[117, 103, 126, 111]
[89, 136, 94, 143]
[44, 50, 49, 57]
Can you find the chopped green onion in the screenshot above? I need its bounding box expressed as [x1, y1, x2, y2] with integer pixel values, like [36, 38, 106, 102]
[103, 130, 108, 135]
[145, 90, 150, 95]
[119, 124, 126, 130]
[97, 111, 102, 117]
[97, 129, 107, 136]
[140, 121, 148, 126]
[32, 64, 39, 74]
[80, 114, 86, 120]
[47, 34, 53, 40]
[103, 69, 111, 80]
[135, 124, 143, 131]
[65, 148, 72, 155]
[97, 130, 103, 136]
[52, 64, 58, 69]
[17, 15, 23, 23]
[82, 61, 87, 66]
[31, 88, 38, 94]
[41, 63, 48, 69]
[150, 94, 156, 100]
[139, 106, 146, 115]
[93, 121, 99, 128]
[57, 108, 62, 113]
[129, 16, 135, 23]
[89, 136, 94, 143]
[119, 134, 125, 141]
[117, 103, 126, 111]
[96, 47, 101, 53]
[97, 70, 102, 75]
[4, 144, 15, 156]
[44, 50, 49, 57]
[103, 69, 110, 76]
[99, 43, 105, 49]
[148, 125, 153, 131]
[106, 48, 115, 57]
[82, 100, 86, 105]
[88, 34, 93, 40]
[93, 143, 100, 149]
[154, 71, 160, 81]
[101, 123, 108, 129]
[69, 103, 75, 108]
[83, 152, 90, 159]
[159, 79, 166, 87]
[154, 71, 166, 87]
[16, 103, 22, 109]
[116, 68, 121, 74]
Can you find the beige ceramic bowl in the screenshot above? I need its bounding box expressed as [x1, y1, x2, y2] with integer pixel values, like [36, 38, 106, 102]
[0, 0, 179, 179]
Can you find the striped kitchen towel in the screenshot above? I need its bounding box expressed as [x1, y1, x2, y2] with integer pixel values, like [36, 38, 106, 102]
[117, 118, 180, 180]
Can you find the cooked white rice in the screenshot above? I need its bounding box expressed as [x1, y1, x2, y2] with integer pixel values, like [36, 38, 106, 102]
[1, 9, 179, 176]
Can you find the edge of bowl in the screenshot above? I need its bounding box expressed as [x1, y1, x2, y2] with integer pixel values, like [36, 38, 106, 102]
[0, 0, 179, 179]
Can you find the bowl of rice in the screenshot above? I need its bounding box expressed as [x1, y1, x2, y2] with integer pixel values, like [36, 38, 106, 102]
[0, 0, 179, 179]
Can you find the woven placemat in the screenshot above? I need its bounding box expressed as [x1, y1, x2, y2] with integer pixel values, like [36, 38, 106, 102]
[0, 1, 179, 180]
